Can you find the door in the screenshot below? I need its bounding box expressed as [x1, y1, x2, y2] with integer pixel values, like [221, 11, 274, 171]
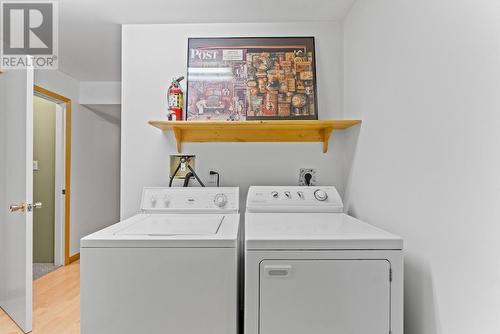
[0, 62, 35, 333]
[259, 259, 391, 334]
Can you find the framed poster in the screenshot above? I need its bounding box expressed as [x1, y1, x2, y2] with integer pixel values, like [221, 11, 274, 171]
[186, 37, 318, 121]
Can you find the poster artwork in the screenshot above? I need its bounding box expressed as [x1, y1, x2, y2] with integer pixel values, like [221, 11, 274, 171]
[186, 37, 318, 121]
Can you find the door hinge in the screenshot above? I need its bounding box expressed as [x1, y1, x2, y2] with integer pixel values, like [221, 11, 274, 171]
[389, 269, 393, 282]
[62, 189, 66, 195]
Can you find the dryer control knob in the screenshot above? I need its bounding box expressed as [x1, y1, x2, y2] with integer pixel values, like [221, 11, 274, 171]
[214, 193, 228, 207]
[314, 189, 328, 201]
[271, 191, 279, 199]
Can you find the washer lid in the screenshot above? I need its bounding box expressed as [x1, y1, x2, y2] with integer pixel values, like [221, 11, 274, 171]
[80, 213, 239, 248]
[245, 213, 403, 250]
[115, 215, 224, 236]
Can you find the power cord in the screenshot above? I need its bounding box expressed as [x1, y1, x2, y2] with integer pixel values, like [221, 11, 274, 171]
[168, 162, 182, 187]
[209, 171, 220, 187]
[304, 172, 312, 186]
[187, 165, 205, 187]
[183, 172, 194, 187]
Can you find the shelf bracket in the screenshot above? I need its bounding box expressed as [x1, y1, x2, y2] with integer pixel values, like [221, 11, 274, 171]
[172, 128, 182, 153]
[322, 127, 334, 153]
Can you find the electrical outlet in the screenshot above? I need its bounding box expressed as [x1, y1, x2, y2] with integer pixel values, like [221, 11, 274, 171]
[299, 168, 317, 186]
[207, 169, 219, 187]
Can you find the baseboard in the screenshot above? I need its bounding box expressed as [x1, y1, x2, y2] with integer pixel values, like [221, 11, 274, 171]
[68, 253, 80, 263]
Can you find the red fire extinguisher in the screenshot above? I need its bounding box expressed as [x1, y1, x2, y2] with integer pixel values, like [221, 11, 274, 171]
[167, 76, 184, 121]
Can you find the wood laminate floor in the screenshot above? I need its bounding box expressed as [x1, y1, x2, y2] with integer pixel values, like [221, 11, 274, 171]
[0, 261, 80, 334]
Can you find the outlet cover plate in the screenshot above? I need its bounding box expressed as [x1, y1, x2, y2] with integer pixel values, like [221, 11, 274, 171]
[207, 169, 219, 186]
[299, 168, 316, 186]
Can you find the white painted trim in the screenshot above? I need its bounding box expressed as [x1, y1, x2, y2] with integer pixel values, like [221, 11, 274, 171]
[53, 103, 65, 266]
[25, 62, 34, 332]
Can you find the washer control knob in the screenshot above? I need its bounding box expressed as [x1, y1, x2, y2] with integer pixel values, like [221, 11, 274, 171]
[271, 191, 279, 199]
[163, 196, 170, 207]
[297, 191, 305, 199]
[284, 191, 291, 199]
[214, 193, 228, 207]
[151, 196, 158, 207]
[314, 189, 328, 201]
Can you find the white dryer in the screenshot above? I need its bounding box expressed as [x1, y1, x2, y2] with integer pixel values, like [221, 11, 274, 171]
[244, 186, 403, 334]
[81, 187, 239, 334]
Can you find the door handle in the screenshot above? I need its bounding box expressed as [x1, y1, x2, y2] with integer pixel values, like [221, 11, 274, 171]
[264, 265, 292, 278]
[27, 202, 42, 212]
[9, 202, 42, 213]
[9, 202, 26, 212]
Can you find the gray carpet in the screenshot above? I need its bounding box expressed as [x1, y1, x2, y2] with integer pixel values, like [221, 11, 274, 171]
[33, 263, 61, 280]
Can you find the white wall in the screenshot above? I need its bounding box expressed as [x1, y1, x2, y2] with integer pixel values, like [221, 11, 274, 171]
[79, 81, 121, 105]
[343, 1, 500, 333]
[35, 70, 121, 255]
[121, 22, 348, 218]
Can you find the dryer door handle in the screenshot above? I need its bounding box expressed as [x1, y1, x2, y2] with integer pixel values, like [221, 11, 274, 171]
[264, 265, 292, 278]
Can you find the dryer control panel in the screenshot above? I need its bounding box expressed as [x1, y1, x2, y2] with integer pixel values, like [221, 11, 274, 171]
[246, 186, 343, 213]
[141, 187, 239, 213]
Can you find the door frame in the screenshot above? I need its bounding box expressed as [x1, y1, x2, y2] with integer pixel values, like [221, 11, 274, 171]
[33, 85, 73, 265]
[54, 103, 65, 266]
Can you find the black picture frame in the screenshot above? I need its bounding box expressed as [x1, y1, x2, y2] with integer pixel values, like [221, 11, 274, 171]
[186, 37, 318, 121]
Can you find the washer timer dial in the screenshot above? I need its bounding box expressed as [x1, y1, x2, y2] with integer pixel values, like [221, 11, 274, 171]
[314, 189, 328, 201]
[214, 193, 228, 207]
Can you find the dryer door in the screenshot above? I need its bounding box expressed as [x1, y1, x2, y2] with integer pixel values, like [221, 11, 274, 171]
[259, 259, 391, 334]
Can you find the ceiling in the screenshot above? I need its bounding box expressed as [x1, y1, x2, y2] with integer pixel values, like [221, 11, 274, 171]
[58, 0, 356, 81]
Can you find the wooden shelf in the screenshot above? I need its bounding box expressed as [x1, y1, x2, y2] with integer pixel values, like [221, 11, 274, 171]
[149, 119, 361, 153]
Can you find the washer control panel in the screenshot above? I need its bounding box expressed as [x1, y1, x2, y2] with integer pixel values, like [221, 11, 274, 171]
[141, 187, 239, 213]
[246, 186, 343, 213]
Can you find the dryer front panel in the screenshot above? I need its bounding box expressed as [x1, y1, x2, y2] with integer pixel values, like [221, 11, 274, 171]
[259, 259, 391, 334]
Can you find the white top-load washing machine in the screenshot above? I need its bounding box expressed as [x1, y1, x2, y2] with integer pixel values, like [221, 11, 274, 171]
[80, 187, 239, 334]
[244, 186, 403, 334]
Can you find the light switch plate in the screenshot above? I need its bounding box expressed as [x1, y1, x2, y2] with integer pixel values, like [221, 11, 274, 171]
[33, 160, 39, 171]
